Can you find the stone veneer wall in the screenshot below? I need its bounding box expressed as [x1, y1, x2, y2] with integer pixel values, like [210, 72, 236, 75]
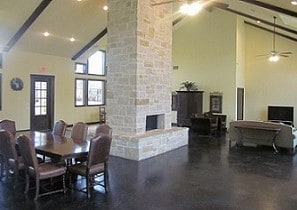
[110, 127, 189, 161]
[106, 0, 188, 160]
[107, 0, 172, 134]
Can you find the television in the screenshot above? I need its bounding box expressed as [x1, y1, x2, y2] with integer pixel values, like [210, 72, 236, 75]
[267, 106, 294, 124]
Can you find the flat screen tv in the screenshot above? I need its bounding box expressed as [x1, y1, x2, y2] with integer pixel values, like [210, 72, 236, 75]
[267, 106, 294, 123]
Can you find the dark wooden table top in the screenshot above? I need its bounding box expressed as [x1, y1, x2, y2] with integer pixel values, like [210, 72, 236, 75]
[16, 131, 89, 160]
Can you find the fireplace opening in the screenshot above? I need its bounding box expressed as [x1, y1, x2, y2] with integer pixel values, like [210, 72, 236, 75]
[146, 114, 164, 131]
[146, 115, 157, 131]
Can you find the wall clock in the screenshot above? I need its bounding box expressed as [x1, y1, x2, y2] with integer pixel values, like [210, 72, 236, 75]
[10, 77, 24, 91]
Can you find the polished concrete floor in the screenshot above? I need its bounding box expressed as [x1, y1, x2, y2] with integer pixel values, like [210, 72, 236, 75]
[1, 130, 297, 210]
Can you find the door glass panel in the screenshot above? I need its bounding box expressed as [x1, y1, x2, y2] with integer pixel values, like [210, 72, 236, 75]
[41, 90, 47, 97]
[41, 107, 47, 115]
[41, 82, 47, 89]
[35, 107, 41, 115]
[41, 99, 47, 106]
[34, 81, 48, 116]
[35, 82, 41, 89]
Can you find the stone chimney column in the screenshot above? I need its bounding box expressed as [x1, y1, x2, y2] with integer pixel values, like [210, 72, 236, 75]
[107, 0, 173, 135]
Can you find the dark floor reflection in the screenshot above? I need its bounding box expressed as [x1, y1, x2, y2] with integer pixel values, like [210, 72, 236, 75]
[2, 130, 297, 209]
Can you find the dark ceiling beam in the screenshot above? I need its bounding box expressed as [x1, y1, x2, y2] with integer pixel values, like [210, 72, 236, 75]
[71, 27, 107, 60]
[4, 0, 52, 52]
[173, 15, 186, 26]
[221, 7, 297, 36]
[244, 21, 297, 42]
[239, 0, 297, 18]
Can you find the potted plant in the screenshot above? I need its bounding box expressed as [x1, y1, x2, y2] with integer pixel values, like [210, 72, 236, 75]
[179, 81, 198, 91]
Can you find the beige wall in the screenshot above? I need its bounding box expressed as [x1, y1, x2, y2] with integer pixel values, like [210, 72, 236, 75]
[0, 50, 104, 130]
[245, 25, 297, 123]
[172, 9, 238, 123]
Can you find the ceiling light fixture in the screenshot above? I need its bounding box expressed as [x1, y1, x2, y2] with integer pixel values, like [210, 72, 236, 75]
[103, 5, 108, 11]
[70, 37, 75, 42]
[43, 32, 49, 37]
[179, 1, 203, 16]
[291, 0, 297, 5]
[268, 54, 279, 62]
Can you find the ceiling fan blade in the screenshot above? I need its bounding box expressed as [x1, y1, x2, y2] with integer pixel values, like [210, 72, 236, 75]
[279, 52, 292, 55]
[151, 0, 176, 6]
[280, 54, 289, 57]
[256, 54, 269, 57]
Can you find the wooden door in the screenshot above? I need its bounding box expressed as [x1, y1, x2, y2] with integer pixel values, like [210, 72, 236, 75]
[30, 75, 55, 131]
[237, 88, 244, 120]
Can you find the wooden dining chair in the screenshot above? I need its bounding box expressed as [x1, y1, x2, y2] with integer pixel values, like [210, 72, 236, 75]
[71, 122, 88, 142]
[68, 135, 112, 198]
[0, 130, 25, 188]
[0, 119, 16, 136]
[17, 135, 67, 200]
[75, 124, 112, 164]
[52, 120, 67, 137]
[95, 124, 113, 138]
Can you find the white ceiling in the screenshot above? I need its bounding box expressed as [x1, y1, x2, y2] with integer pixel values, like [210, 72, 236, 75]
[0, 0, 296, 60]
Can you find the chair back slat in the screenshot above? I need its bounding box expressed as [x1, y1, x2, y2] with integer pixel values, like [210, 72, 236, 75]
[95, 124, 112, 138]
[17, 135, 39, 169]
[0, 130, 18, 160]
[52, 120, 67, 137]
[0, 120, 16, 136]
[71, 122, 88, 142]
[87, 135, 112, 168]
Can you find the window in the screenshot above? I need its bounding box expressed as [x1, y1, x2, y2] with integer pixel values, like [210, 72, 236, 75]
[87, 80, 105, 106]
[34, 81, 47, 115]
[75, 63, 87, 74]
[87, 50, 106, 75]
[75, 50, 106, 106]
[75, 79, 86, 106]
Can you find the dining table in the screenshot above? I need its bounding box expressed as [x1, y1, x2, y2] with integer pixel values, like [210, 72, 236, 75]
[16, 131, 90, 161]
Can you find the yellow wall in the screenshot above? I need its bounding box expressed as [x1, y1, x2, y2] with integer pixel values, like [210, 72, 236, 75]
[0, 50, 103, 130]
[245, 25, 297, 122]
[172, 9, 238, 123]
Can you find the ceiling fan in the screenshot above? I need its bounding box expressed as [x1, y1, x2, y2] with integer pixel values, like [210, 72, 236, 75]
[258, 16, 292, 62]
[151, 0, 228, 16]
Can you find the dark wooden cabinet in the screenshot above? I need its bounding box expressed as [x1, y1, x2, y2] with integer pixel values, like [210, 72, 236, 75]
[177, 91, 204, 127]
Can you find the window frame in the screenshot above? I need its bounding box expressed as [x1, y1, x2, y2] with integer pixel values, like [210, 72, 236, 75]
[75, 78, 87, 107]
[87, 79, 106, 106]
[74, 62, 87, 74]
[87, 50, 106, 76]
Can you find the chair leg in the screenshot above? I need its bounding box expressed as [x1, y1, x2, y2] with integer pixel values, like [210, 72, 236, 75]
[5, 162, 9, 183]
[0, 156, 4, 180]
[87, 175, 90, 199]
[103, 171, 108, 192]
[34, 178, 40, 200]
[13, 166, 18, 188]
[62, 174, 66, 194]
[24, 173, 29, 194]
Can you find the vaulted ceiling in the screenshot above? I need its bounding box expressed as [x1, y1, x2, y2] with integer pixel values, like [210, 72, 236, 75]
[0, 0, 296, 61]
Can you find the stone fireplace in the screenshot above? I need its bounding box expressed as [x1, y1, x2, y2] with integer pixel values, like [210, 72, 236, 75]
[106, 0, 188, 160]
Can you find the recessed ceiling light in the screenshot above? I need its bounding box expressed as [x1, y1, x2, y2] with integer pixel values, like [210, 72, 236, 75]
[103, 5, 108, 11]
[257, 20, 261, 24]
[291, 0, 297, 5]
[77, 0, 82, 2]
[43, 32, 49, 37]
[70, 37, 75, 42]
